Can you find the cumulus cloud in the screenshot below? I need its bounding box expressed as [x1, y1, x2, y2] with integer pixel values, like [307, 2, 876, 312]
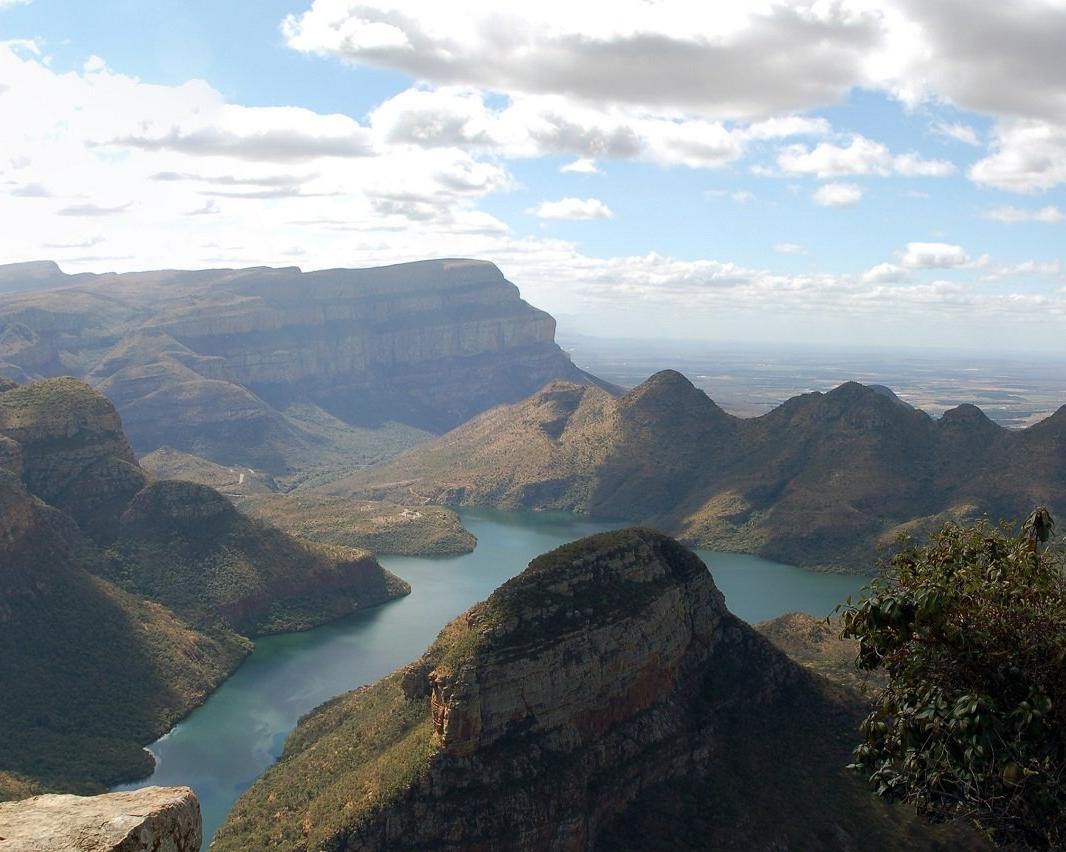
[284, 1, 880, 120]
[778, 134, 954, 178]
[983, 205, 1065, 223]
[813, 182, 862, 207]
[110, 106, 374, 161]
[899, 242, 969, 269]
[368, 86, 828, 170]
[862, 262, 911, 284]
[969, 121, 1066, 193]
[528, 197, 614, 220]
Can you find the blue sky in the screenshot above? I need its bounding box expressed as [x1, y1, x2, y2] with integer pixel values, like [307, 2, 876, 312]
[2, 0, 1066, 350]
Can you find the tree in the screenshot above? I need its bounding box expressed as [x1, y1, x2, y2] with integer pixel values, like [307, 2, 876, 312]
[839, 509, 1066, 848]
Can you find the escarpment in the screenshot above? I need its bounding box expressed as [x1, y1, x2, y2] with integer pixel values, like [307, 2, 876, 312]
[0, 259, 602, 471]
[0, 378, 408, 797]
[216, 530, 970, 851]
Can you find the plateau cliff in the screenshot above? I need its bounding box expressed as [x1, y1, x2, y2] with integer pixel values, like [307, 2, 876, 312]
[0, 259, 601, 474]
[0, 378, 408, 796]
[332, 370, 1066, 571]
[215, 529, 972, 851]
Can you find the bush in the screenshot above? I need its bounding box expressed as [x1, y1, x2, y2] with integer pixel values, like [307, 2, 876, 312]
[839, 509, 1066, 848]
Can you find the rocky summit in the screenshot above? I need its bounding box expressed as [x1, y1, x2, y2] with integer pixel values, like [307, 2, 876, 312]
[0, 259, 601, 472]
[333, 369, 1066, 571]
[0, 785, 201, 852]
[215, 529, 970, 851]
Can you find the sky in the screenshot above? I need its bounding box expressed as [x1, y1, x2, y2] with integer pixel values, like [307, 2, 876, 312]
[1, 1, 1066, 350]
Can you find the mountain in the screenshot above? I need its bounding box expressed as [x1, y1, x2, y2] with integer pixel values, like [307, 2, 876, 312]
[330, 370, 1066, 570]
[0, 378, 408, 797]
[214, 529, 975, 850]
[0, 259, 603, 475]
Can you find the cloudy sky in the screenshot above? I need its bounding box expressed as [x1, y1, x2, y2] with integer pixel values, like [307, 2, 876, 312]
[2, 0, 1066, 350]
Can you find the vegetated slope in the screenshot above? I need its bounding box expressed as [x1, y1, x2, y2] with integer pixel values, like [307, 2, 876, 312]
[333, 370, 1066, 571]
[138, 447, 477, 556]
[0, 469, 250, 798]
[235, 493, 477, 556]
[215, 529, 978, 851]
[0, 377, 409, 797]
[0, 259, 602, 476]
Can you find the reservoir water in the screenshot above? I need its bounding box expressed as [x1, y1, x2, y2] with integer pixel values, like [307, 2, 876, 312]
[116, 509, 868, 847]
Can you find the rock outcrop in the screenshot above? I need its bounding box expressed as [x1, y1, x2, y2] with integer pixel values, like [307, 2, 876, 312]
[0, 259, 602, 472]
[0, 786, 201, 851]
[332, 370, 1066, 571]
[215, 530, 974, 851]
[0, 378, 409, 796]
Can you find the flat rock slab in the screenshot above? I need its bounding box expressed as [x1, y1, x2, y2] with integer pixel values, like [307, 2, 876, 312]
[0, 786, 201, 852]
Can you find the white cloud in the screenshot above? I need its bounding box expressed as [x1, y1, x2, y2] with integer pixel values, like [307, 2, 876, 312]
[773, 242, 805, 255]
[931, 120, 980, 146]
[862, 262, 911, 284]
[983, 205, 1065, 223]
[528, 197, 614, 220]
[368, 86, 827, 170]
[560, 157, 599, 174]
[813, 182, 862, 207]
[0, 0, 32, 7]
[969, 120, 1066, 193]
[284, 1, 880, 120]
[778, 134, 954, 178]
[899, 242, 969, 269]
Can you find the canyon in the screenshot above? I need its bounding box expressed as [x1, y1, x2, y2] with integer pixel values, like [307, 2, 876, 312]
[214, 528, 974, 850]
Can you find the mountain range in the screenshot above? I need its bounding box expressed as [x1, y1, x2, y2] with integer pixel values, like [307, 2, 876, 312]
[0, 259, 601, 475]
[329, 370, 1066, 570]
[0, 377, 407, 799]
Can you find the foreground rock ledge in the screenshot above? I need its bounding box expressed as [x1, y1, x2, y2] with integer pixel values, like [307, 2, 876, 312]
[0, 786, 201, 852]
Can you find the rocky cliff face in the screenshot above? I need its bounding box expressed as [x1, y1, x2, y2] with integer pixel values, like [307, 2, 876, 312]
[0, 786, 201, 851]
[215, 530, 970, 851]
[0, 259, 600, 471]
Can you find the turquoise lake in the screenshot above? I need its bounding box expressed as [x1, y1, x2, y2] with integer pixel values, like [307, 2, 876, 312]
[115, 509, 868, 847]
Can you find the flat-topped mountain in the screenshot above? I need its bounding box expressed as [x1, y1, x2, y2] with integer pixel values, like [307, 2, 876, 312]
[215, 529, 973, 850]
[0, 378, 408, 798]
[332, 370, 1066, 571]
[0, 259, 601, 473]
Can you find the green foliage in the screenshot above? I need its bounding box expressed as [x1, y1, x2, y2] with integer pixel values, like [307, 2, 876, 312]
[839, 510, 1066, 848]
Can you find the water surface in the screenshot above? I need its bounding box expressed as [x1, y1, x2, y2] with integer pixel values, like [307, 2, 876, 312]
[116, 509, 867, 846]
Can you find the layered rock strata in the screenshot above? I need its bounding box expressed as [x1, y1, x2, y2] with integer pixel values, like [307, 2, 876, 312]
[0, 259, 601, 470]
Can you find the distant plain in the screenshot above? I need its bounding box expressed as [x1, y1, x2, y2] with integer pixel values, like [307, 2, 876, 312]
[562, 335, 1066, 428]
